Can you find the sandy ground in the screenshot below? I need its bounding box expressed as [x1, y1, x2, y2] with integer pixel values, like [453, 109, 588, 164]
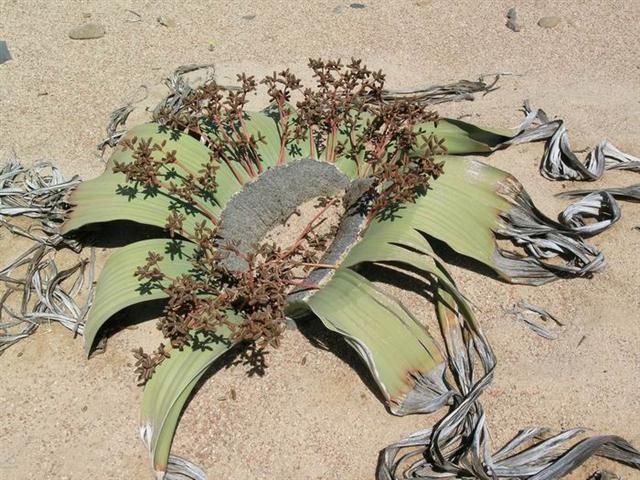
[1, 1, 640, 479]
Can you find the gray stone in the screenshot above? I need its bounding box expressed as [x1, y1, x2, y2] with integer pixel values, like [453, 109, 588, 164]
[157, 16, 176, 28]
[506, 7, 521, 32]
[0, 41, 11, 64]
[350, 3, 366, 9]
[68, 23, 105, 40]
[538, 16, 561, 29]
[241, 14, 256, 20]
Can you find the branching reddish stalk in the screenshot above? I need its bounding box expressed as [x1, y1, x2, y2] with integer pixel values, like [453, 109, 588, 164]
[238, 116, 264, 174]
[276, 101, 290, 166]
[308, 124, 316, 159]
[281, 198, 338, 258]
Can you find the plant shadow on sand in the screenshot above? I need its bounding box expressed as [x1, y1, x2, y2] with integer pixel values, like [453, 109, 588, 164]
[69, 220, 171, 248]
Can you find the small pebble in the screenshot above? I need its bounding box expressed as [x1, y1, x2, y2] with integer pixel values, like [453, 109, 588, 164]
[0, 40, 10, 64]
[81, 406, 88, 412]
[82, 13, 92, 19]
[333, 5, 344, 14]
[506, 7, 521, 32]
[241, 14, 256, 20]
[591, 470, 620, 480]
[350, 3, 366, 9]
[68, 23, 106, 40]
[537, 16, 561, 29]
[157, 16, 176, 28]
[415, 0, 431, 6]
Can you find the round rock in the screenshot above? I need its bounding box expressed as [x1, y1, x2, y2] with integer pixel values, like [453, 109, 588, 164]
[537, 16, 561, 29]
[68, 23, 105, 40]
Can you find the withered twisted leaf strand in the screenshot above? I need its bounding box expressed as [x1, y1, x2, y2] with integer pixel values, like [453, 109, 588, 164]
[377, 248, 640, 479]
[505, 300, 562, 340]
[0, 159, 93, 351]
[377, 75, 500, 106]
[558, 191, 621, 236]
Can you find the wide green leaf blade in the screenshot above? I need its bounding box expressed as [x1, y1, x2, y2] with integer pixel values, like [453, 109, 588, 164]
[84, 238, 197, 354]
[63, 122, 244, 235]
[345, 226, 493, 376]
[419, 118, 512, 154]
[62, 173, 218, 236]
[106, 122, 244, 208]
[369, 155, 511, 273]
[342, 223, 479, 334]
[140, 326, 239, 478]
[306, 268, 448, 415]
[364, 154, 601, 284]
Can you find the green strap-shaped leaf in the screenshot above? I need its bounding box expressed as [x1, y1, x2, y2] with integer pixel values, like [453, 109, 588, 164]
[342, 221, 478, 331]
[63, 123, 243, 235]
[84, 239, 197, 354]
[140, 326, 239, 478]
[105, 123, 244, 208]
[328, 114, 511, 178]
[368, 155, 512, 274]
[306, 268, 446, 415]
[361, 155, 596, 285]
[418, 118, 512, 154]
[62, 173, 218, 236]
[338, 217, 494, 401]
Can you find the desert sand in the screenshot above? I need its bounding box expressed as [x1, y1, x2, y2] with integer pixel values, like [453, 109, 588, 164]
[1, 1, 639, 479]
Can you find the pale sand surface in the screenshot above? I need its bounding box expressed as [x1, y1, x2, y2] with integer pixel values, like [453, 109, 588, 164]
[1, 1, 640, 479]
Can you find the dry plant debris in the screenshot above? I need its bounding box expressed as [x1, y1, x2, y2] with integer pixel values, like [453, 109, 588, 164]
[0, 160, 93, 352]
